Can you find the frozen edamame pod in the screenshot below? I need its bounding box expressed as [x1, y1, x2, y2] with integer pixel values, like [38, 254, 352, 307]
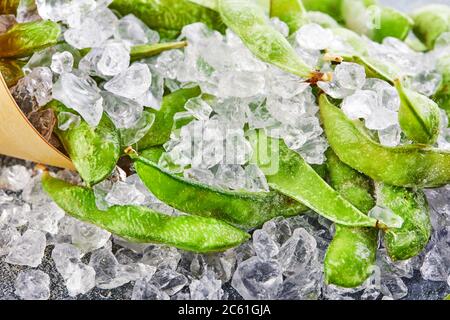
[324, 149, 378, 288]
[395, 79, 441, 145]
[376, 183, 431, 261]
[434, 54, 450, 119]
[270, 0, 308, 34]
[302, 0, 348, 22]
[42, 173, 249, 253]
[0, 59, 24, 87]
[0, 20, 61, 58]
[48, 101, 121, 187]
[131, 147, 308, 229]
[249, 130, 384, 228]
[137, 87, 202, 149]
[0, 0, 19, 14]
[319, 94, 450, 188]
[110, 0, 225, 39]
[218, 0, 315, 79]
[411, 4, 450, 49]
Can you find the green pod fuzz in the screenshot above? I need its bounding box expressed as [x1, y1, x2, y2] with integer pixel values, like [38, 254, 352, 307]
[48, 101, 121, 186]
[0, 0, 19, 14]
[42, 173, 249, 252]
[218, 0, 313, 78]
[319, 94, 450, 188]
[412, 4, 450, 49]
[110, 0, 225, 39]
[395, 79, 441, 145]
[137, 87, 201, 149]
[324, 149, 378, 288]
[0, 20, 61, 58]
[270, 0, 308, 34]
[250, 130, 381, 228]
[434, 54, 450, 119]
[0, 59, 24, 87]
[132, 147, 308, 230]
[376, 183, 431, 261]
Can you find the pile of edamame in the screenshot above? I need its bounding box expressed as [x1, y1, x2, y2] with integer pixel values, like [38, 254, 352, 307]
[1, 0, 450, 290]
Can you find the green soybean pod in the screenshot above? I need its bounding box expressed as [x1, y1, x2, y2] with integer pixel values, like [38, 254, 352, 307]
[0, 20, 61, 58]
[376, 183, 431, 261]
[48, 101, 121, 187]
[110, 0, 225, 39]
[137, 87, 202, 149]
[0, 0, 19, 14]
[434, 54, 450, 119]
[249, 130, 383, 228]
[342, 0, 412, 42]
[319, 94, 450, 188]
[270, 0, 308, 34]
[302, 0, 346, 22]
[42, 173, 250, 253]
[395, 79, 441, 145]
[412, 4, 450, 49]
[324, 149, 378, 288]
[218, 0, 314, 78]
[0, 59, 24, 87]
[132, 147, 308, 229]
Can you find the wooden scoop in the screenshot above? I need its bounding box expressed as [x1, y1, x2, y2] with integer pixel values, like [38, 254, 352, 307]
[0, 72, 75, 169]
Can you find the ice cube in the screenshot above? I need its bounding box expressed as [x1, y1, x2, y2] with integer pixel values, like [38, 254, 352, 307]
[0, 165, 31, 192]
[5, 229, 46, 267]
[295, 23, 334, 50]
[149, 269, 188, 296]
[70, 220, 111, 253]
[52, 72, 104, 127]
[184, 97, 213, 121]
[335, 62, 366, 91]
[231, 256, 283, 300]
[0, 225, 20, 256]
[341, 90, 378, 120]
[253, 230, 280, 261]
[104, 63, 152, 100]
[141, 245, 181, 270]
[189, 271, 223, 300]
[101, 92, 143, 129]
[14, 270, 50, 300]
[214, 164, 247, 190]
[51, 51, 74, 74]
[244, 164, 269, 192]
[114, 14, 160, 46]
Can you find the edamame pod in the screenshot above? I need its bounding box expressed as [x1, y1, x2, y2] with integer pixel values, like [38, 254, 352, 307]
[376, 183, 431, 261]
[42, 173, 250, 252]
[324, 149, 377, 288]
[218, 0, 314, 79]
[110, 0, 225, 39]
[395, 79, 441, 145]
[48, 101, 121, 187]
[0, 59, 24, 87]
[342, 0, 412, 42]
[0, 0, 19, 14]
[434, 54, 450, 119]
[130, 41, 187, 62]
[411, 4, 450, 49]
[303, 0, 348, 22]
[132, 147, 308, 229]
[270, 0, 308, 34]
[319, 94, 450, 188]
[249, 130, 383, 228]
[307, 11, 339, 29]
[0, 20, 61, 58]
[137, 87, 202, 149]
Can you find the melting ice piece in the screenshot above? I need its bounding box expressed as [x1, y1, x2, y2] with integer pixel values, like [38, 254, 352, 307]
[368, 206, 404, 229]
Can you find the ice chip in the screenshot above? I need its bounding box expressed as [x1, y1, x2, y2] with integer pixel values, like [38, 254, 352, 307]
[190, 271, 224, 300]
[341, 90, 378, 120]
[368, 206, 404, 229]
[295, 23, 334, 50]
[5, 230, 46, 267]
[184, 97, 213, 121]
[14, 270, 50, 300]
[51, 51, 74, 74]
[102, 92, 143, 129]
[335, 62, 366, 91]
[114, 14, 160, 46]
[253, 230, 280, 261]
[104, 63, 152, 99]
[52, 72, 104, 127]
[57, 111, 81, 131]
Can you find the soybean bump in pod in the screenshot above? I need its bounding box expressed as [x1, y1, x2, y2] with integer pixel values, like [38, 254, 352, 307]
[412, 4, 450, 49]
